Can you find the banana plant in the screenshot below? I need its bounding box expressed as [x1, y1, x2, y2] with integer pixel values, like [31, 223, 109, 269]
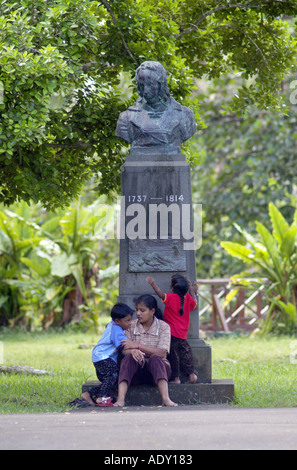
[0, 202, 44, 325]
[0, 197, 118, 328]
[221, 202, 297, 334]
[48, 198, 116, 324]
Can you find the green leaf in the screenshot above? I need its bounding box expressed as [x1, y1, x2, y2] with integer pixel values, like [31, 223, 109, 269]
[21, 256, 51, 276]
[233, 222, 259, 249]
[99, 264, 119, 280]
[223, 287, 239, 308]
[220, 241, 254, 263]
[70, 263, 88, 304]
[60, 206, 81, 247]
[280, 226, 297, 259]
[50, 253, 77, 277]
[269, 202, 290, 245]
[16, 238, 43, 251]
[255, 222, 283, 281]
[41, 216, 61, 234]
[276, 300, 297, 323]
[45, 285, 63, 301]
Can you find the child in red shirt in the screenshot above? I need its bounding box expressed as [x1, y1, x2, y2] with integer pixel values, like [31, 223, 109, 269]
[146, 274, 198, 384]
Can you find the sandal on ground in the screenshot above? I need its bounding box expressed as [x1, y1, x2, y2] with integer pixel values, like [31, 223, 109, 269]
[67, 398, 90, 408]
[96, 397, 113, 407]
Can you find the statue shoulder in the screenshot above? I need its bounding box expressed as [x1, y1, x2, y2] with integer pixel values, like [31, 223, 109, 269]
[180, 102, 195, 121]
[171, 98, 195, 119]
[170, 99, 196, 141]
[116, 107, 135, 142]
[122, 100, 143, 115]
[115, 101, 143, 142]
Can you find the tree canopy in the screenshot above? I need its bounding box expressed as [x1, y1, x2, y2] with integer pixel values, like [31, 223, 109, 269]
[192, 71, 297, 277]
[1, 0, 297, 209]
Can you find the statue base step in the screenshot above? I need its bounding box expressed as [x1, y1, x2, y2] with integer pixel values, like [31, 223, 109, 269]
[82, 379, 234, 406]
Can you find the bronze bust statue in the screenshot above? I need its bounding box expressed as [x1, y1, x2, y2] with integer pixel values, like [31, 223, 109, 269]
[115, 61, 196, 154]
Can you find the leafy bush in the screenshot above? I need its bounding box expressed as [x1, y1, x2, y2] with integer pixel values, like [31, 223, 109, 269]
[0, 198, 119, 330]
[221, 202, 297, 334]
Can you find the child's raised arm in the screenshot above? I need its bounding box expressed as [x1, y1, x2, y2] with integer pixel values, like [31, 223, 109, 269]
[189, 281, 198, 300]
[146, 277, 166, 300]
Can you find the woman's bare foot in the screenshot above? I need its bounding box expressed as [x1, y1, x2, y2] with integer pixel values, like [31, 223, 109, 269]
[113, 381, 128, 407]
[169, 377, 181, 384]
[113, 400, 125, 407]
[162, 398, 178, 407]
[187, 373, 198, 384]
[81, 391, 96, 406]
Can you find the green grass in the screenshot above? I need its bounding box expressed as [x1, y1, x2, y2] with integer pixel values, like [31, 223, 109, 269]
[1, 328, 297, 413]
[208, 333, 297, 407]
[0, 327, 106, 414]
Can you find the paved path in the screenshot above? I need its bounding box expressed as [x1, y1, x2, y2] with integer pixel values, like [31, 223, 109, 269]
[1, 405, 297, 450]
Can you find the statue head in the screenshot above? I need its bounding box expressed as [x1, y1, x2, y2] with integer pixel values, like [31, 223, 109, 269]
[135, 61, 171, 106]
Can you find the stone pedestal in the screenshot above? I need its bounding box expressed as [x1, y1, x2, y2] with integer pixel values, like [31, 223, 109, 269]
[82, 380, 235, 405]
[117, 152, 212, 383]
[81, 153, 235, 404]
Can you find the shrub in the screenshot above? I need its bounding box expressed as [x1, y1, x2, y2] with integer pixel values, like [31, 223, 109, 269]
[221, 202, 297, 334]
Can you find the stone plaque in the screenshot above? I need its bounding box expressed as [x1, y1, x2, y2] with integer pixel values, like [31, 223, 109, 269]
[128, 239, 186, 273]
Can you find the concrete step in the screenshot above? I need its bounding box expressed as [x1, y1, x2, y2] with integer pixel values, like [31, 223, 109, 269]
[82, 379, 234, 406]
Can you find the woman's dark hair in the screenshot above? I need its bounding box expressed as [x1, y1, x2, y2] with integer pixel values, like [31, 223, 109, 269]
[110, 303, 134, 321]
[134, 294, 163, 320]
[171, 275, 190, 316]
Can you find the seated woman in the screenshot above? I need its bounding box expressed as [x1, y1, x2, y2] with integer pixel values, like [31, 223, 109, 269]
[113, 295, 177, 407]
